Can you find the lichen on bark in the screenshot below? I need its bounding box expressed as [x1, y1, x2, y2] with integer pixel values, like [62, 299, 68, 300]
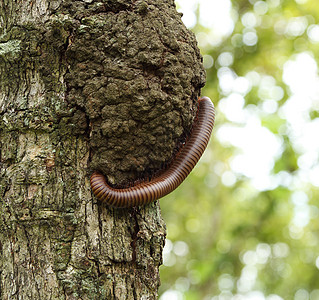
[0, 0, 205, 299]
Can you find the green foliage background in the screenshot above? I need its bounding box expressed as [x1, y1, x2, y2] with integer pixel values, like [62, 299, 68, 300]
[159, 0, 319, 299]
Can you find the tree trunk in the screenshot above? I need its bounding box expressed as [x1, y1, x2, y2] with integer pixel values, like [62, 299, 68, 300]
[0, 0, 205, 299]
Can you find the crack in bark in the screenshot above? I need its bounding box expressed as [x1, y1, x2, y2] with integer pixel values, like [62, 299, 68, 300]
[97, 203, 103, 259]
[21, 224, 41, 299]
[0, 271, 2, 299]
[130, 207, 140, 264]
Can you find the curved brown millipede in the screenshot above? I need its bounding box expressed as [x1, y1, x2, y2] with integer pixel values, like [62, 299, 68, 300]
[90, 96, 215, 208]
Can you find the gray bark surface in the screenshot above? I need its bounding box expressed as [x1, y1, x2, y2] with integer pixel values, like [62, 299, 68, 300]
[0, 0, 205, 299]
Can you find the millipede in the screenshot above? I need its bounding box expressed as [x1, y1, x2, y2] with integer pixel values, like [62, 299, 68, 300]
[90, 96, 215, 208]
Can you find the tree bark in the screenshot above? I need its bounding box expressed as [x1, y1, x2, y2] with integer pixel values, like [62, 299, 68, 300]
[0, 0, 205, 299]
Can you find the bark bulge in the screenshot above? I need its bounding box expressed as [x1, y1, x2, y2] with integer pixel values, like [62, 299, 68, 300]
[63, 0, 205, 184]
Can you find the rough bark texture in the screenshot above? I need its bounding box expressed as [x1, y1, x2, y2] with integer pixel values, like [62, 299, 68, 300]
[0, 0, 205, 299]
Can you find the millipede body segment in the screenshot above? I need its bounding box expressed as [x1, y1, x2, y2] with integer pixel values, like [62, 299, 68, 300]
[90, 96, 215, 208]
